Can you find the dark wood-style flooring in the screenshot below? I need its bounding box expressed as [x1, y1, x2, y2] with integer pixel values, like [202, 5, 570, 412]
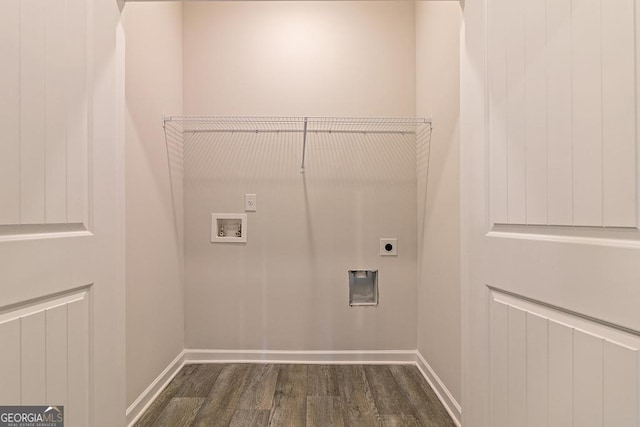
[134, 364, 456, 427]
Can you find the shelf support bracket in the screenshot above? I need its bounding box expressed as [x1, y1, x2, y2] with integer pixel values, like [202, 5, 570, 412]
[300, 117, 308, 173]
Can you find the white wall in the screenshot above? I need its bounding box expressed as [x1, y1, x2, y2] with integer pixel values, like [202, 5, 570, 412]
[124, 2, 184, 407]
[416, 0, 462, 407]
[183, 1, 416, 117]
[182, 1, 418, 351]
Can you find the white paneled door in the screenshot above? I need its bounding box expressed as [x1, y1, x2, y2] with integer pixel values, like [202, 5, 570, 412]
[0, 0, 124, 426]
[463, 0, 640, 425]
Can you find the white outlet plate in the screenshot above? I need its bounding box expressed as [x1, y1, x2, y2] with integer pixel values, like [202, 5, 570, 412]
[380, 238, 398, 256]
[245, 194, 257, 212]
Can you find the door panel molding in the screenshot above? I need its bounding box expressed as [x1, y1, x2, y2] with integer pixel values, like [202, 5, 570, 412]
[0, 0, 91, 232]
[487, 0, 639, 229]
[0, 286, 91, 424]
[0, 224, 90, 242]
[488, 224, 640, 248]
[489, 287, 640, 427]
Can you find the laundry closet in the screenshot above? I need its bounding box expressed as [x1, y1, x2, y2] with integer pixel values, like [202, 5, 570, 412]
[124, 2, 462, 424]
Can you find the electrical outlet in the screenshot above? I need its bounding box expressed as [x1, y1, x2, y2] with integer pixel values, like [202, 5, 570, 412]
[380, 238, 398, 256]
[245, 194, 257, 212]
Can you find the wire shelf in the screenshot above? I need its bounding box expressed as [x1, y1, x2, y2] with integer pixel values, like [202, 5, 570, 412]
[164, 115, 431, 134]
[163, 115, 432, 173]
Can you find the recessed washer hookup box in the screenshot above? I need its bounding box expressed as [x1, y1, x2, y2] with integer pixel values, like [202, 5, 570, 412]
[211, 213, 247, 243]
[348, 269, 378, 306]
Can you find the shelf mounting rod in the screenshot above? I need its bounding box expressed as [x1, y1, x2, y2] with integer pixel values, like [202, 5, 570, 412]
[300, 117, 308, 173]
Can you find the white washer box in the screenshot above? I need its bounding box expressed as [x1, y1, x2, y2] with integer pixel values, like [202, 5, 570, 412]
[211, 213, 247, 243]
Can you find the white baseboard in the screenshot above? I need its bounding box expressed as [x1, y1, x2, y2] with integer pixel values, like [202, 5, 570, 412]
[416, 351, 462, 426]
[126, 350, 185, 427]
[184, 349, 417, 364]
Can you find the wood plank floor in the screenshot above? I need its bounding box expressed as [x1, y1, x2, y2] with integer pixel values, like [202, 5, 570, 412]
[135, 364, 456, 427]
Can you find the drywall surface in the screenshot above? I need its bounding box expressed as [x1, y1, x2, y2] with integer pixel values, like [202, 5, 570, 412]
[183, 130, 418, 351]
[416, 1, 462, 405]
[183, 1, 416, 117]
[125, 2, 184, 407]
[182, 1, 418, 350]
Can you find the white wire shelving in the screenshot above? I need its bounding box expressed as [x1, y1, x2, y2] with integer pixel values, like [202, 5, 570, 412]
[163, 116, 432, 173]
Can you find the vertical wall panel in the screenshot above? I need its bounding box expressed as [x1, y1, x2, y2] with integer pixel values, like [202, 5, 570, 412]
[546, 0, 573, 226]
[490, 300, 509, 427]
[547, 320, 573, 427]
[66, 0, 88, 224]
[46, 305, 68, 405]
[601, 0, 636, 228]
[20, 0, 47, 225]
[0, 0, 21, 225]
[21, 312, 46, 404]
[505, 0, 526, 224]
[507, 306, 526, 426]
[573, 330, 603, 427]
[603, 342, 639, 426]
[526, 313, 548, 427]
[488, 0, 508, 224]
[0, 320, 21, 404]
[524, 0, 547, 225]
[67, 297, 89, 427]
[571, 0, 603, 227]
[45, 0, 69, 224]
